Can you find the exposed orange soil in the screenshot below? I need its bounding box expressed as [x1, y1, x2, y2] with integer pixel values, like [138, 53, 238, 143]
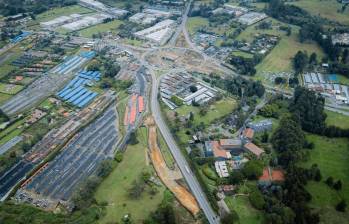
[145, 116, 200, 215]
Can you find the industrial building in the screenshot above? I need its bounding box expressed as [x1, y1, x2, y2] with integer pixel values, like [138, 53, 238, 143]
[62, 13, 112, 31]
[129, 9, 172, 25]
[134, 19, 176, 45]
[160, 72, 218, 109]
[303, 72, 349, 105]
[40, 14, 82, 30]
[237, 12, 268, 25]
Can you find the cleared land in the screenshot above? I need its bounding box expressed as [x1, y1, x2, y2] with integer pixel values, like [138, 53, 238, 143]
[95, 127, 165, 224]
[79, 20, 123, 38]
[301, 134, 349, 223]
[288, 0, 349, 25]
[146, 116, 200, 215]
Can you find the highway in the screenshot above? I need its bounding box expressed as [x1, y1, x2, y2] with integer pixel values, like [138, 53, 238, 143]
[149, 69, 219, 224]
[168, 0, 193, 46]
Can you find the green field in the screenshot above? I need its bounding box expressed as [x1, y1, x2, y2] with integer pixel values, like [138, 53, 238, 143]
[288, 0, 349, 25]
[95, 127, 165, 224]
[36, 5, 94, 22]
[225, 196, 265, 224]
[174, 98, 237, 126]
[157, 129, 175, 170]
[0, 83, 24, 95]
[231, 51, 254, 59]
[301, 134, 349, 223]
[79, 20, 124, 38]
[325, 110, 349, 129]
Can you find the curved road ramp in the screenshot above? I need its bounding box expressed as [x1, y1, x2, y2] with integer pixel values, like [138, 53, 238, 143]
[145, 116, 200, 215]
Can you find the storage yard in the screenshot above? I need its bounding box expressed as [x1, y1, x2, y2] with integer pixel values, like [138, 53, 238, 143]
[16, 104, 119, 210]
[0, 51, 95, 115]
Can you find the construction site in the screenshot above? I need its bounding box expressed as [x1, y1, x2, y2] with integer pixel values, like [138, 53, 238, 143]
[145, 116, 200, 215]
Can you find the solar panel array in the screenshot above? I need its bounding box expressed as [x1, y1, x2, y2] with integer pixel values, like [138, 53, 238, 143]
[57, 71, 101, 108]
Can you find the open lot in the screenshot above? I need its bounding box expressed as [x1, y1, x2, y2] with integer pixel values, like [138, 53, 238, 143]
[288, 0, 349, 25]
[300, 134, 349, 223]
[79, 20, 123, 38]
[95, 126, 165, 224]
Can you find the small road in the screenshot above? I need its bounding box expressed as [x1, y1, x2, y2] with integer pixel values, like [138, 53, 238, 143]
[149, 68, 219, 224]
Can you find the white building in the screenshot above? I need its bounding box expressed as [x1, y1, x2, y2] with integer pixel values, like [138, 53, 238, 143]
[238, 12, 268, 25]
[79, 0, 128, 18]
[62, 14, 112, 31]
[40, 14, 82, 29]
[215, 161, 229, 178]
[134, 19, 176, 45]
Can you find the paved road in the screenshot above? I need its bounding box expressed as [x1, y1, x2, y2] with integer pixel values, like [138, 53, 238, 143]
[168, 0, 193, 46]
[149, 69, 219, 224]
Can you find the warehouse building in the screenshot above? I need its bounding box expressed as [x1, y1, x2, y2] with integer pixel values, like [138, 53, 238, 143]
[62, 14, 112, 31]
[134, 19, 176, 45]
[238, 12, 268, 25]
[40, 14, 82, 30]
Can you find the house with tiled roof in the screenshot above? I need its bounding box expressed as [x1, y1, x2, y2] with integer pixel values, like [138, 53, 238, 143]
[243, 142, 265, 158]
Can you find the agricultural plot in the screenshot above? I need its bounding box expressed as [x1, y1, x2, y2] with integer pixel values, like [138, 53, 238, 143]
[18, 105, 120, 209]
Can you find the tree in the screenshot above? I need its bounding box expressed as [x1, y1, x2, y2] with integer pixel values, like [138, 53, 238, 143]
[333, 180, 342, 191]
[189, 85, 198, 93]
[128, 131, 139, 145]
[242, 160, 263, 180]
[249, 190, 266, 210]
[325, 176, 334, 187]
[336, 200, 347, 212]
[229, 171, 244, 184]
[293, 51, 308, 74]
[128, 179, 145, 199]
[97, 160, 113, 177]
[115, 151, 123, 162]
[309, 52, 318, 65]
[290, 87, 327, 134]
[271, 116, 305, 152]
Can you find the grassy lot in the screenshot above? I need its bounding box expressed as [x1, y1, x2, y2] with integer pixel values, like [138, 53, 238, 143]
[225, 196, 265, 224]
[95, 127, 165, 224]
[36, 5, 94, 22]
[255, 28, 324, 74]
[0, 83, 24, 95]
[300, 134, 349, 223]
[288, 0, 349, 25]
[122, 38, 144, 47]
[79, 20, 123, 38]
[325, 110, 349, 129]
